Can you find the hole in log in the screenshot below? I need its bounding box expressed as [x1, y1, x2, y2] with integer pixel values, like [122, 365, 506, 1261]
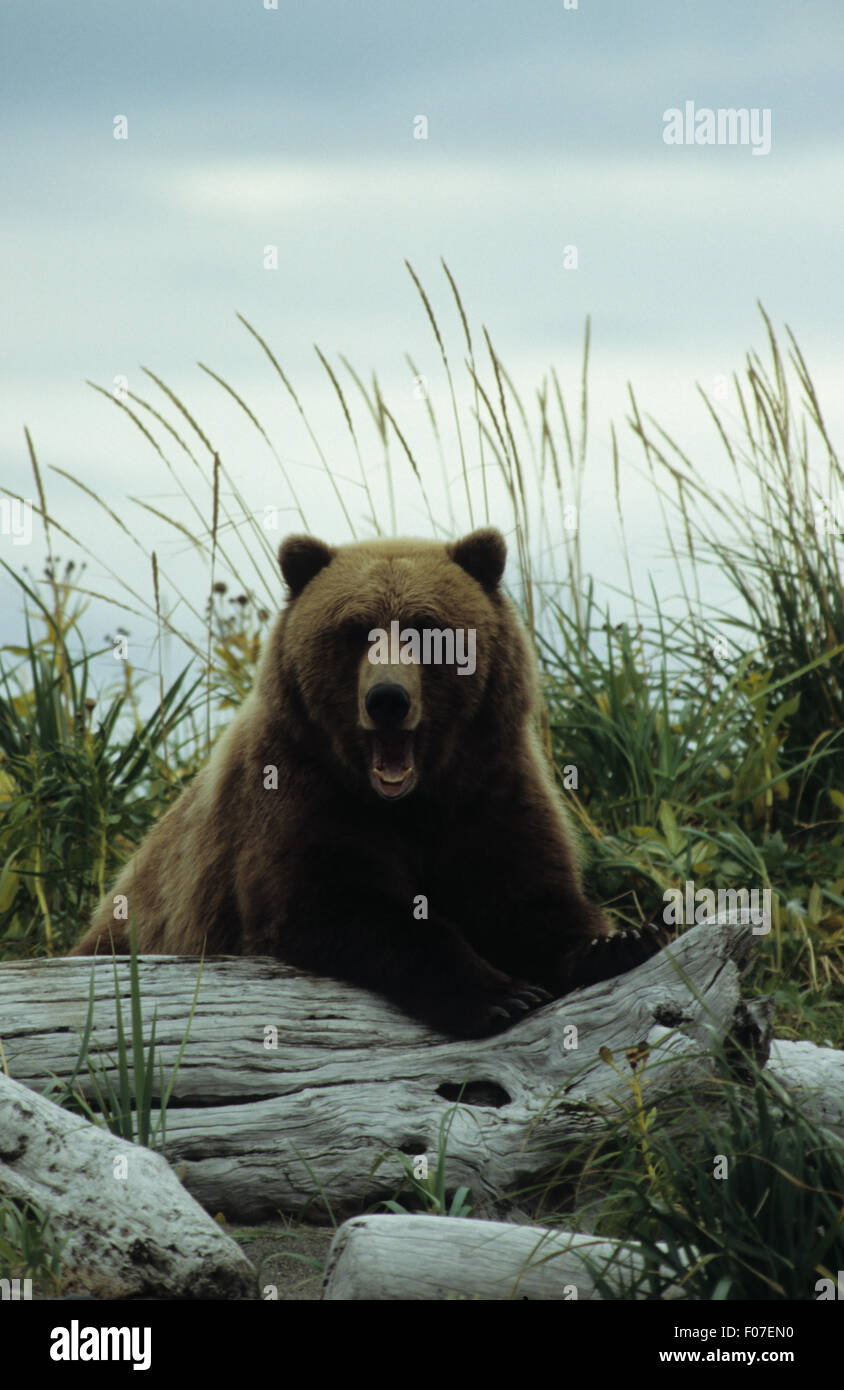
[653, 1003, 689, 1026]
[436, 1081, 511, 1108]
[398, 1139, 428, 1156]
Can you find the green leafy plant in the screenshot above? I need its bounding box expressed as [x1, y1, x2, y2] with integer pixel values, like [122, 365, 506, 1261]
[573, 1045, 844, 1300]
[375, 1101, 474, 1218]
[0, 1195, 66, 1294]
[46, 925, 203, 1149]
[0, 561, 202, 959]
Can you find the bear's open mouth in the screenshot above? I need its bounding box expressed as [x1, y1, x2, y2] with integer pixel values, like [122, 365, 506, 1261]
[369, 731, 417, 800]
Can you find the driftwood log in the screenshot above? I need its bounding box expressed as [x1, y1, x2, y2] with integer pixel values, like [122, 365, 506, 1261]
[0, 1072, 255, 1299]
[0, 918, 792, 1224]
[322, 1213, 682, 1300]
[765, 1039, 844, 1137]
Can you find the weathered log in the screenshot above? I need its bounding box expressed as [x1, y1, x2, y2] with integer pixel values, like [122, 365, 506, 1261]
[764, 1039, 844, 1137]
[0, 920, 768, 1221]
[321, 1213, 683, 1300]
[0, 1072, 255, 1299]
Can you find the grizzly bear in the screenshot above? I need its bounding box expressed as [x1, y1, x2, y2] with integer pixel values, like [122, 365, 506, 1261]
[71, 528, 661, 1037]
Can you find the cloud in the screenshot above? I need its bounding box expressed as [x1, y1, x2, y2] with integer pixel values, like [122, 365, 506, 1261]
[154, 149, 844, 223]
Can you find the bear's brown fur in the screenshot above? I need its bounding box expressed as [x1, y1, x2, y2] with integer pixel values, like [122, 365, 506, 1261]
[71, 528, 660, 1037]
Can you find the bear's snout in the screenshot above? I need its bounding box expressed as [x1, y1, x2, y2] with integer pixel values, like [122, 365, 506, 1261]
[359, 657, 420, 800]
[365, 682, 411, 728]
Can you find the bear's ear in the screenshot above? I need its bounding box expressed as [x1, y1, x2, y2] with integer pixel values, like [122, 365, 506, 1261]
[449, 528, 507, 591]
[279, 535, 335, 596]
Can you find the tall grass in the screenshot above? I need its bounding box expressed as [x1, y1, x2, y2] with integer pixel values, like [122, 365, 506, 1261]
[572, 1044, 844, 1301]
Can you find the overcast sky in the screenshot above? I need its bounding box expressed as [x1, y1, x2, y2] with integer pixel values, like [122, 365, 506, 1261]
[2, 1, 842, 679]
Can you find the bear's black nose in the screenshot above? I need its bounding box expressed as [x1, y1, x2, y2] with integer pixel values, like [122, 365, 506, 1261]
[365, 682, 411, 727]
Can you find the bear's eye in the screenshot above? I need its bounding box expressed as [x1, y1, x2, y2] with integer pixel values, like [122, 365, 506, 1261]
[336, 620, 370, 647]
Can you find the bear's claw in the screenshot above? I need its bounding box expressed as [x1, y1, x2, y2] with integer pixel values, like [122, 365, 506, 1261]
[564, 920, 668, 992]
[448, 976, 553, 1037]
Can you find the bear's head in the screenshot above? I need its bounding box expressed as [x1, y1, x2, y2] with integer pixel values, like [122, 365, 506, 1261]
[269, 529, 534, 802]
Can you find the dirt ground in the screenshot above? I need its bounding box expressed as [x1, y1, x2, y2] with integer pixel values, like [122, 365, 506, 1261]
[227, 1217, 336, 1300]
